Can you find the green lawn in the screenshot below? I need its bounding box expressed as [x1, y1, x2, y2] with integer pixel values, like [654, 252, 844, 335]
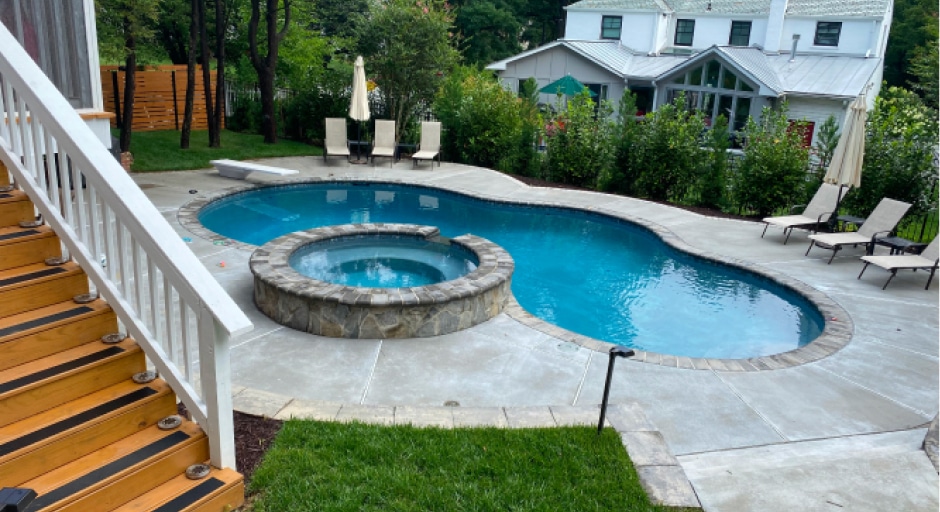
[248, 421, 691, 512]
[126, 129, 321, 172]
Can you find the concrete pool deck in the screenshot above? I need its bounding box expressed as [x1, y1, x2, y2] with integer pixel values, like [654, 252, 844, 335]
[136, 157, 938, 511]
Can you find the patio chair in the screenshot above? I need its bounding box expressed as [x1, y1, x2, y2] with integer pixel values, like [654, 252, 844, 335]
[805, 198, 911, 264]
[324, 118, 350, 162]
[857, 236, 939, 290]
[412, 121, 441, 168]
[761, 183, 841, 244]
[371, 120, 396, 167]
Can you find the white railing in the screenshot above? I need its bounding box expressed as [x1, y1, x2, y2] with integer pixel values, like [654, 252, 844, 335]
[0, 26, 252, 469]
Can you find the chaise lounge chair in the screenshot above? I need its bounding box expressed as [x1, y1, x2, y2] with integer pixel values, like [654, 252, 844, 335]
[761, 183, 841, 244]
[371, 120, 396, 167]
[324, 118, 350, 162]
[805, 198, 911, 264]
[412, 121, 441, 168]
[857, 236, 939, 289]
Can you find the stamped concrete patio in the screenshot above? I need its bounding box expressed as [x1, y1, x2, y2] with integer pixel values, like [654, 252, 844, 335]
[135, 157, 939, 511]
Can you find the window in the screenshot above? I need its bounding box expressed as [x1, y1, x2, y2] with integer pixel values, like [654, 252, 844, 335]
[601, 16, 622, 40]
[0, 0, 93, 108]
[675, 19, 695, 46]
[729, 21, 751, 46]
[814, 22, 842, 47]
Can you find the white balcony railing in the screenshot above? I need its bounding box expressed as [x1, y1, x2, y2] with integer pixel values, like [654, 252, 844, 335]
[0, 25, 252, 469]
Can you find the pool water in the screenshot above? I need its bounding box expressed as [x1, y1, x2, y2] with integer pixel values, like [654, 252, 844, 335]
[289, 234, 479, 288]
[200, 183, 824, 358]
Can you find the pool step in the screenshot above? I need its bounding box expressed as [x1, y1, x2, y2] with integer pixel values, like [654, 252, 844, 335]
[0, 299, 117, 372]
[0, 261, 89, 318]
[0, 336, 144, 428]
[0, 189, 34, 227]
[0, 225, 62, 271]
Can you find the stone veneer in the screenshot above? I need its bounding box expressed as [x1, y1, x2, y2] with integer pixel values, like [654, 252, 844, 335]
[250, 223, 514, 339]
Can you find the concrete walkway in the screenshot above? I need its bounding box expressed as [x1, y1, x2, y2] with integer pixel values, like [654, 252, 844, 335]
[136, 157, 939, 511]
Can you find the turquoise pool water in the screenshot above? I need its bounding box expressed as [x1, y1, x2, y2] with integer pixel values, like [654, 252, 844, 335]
[200, 182, 824, 358]
[289, 234, 479, 288]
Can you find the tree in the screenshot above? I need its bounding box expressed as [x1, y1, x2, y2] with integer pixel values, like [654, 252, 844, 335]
[96, 0, 160, 155]
[884, 0, 938, 89]
[520, 0, 569, 47]
[451, 0, 522, 65]
[841, 86, 938, 218]
[356, 0, 459, 144]
[311, 0, 368, 40]
[249, 0, 292, 143]
[181, 0, 198, 148]
[907, 13, 939, 111]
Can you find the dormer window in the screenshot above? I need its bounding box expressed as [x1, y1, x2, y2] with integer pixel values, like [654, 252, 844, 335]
[814, 22, 842, 46]
[601, 16, 622, 40]
[675, 19, 695, 47]
[729, 21, 751, 46]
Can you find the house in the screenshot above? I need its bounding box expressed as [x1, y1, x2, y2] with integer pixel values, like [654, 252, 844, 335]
[0, 1, 248, 510]
[486, 0, 892, 145]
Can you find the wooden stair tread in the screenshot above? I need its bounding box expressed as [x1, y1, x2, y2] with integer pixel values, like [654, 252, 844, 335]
[0, 299, 116, 373]
[0, 261, 82, 290]
[0, 189, 28, 203]
[0, 336, 139, 394]
[111, 467, 244, 512]
[0, 338, 143, 428]
[22, 422, 207, 512]
[0, 379, 176, 486]
[0, 299, 111, 341]
[0, 224, 55, 245]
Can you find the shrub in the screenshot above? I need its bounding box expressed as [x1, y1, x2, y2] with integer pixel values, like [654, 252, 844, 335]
[543, 90, 614, 188]
[841, 86, 938, 217]
[695, 115, 730, 209]
[434, 68, 541, 174]
[732, 103, 811, 216]
[601, 91, 642, 195]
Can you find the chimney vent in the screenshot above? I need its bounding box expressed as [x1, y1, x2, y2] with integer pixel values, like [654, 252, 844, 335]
[789, 34, 800, 62]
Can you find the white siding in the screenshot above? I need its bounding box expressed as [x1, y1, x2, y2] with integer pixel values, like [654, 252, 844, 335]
[565, 12, 604, 40]
[782, 18, 881, 56]
[621, 13, 657, 51]
[785, 96, 848, 146]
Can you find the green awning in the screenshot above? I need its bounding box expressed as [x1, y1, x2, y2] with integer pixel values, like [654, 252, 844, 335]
[538, 75, 596, 97]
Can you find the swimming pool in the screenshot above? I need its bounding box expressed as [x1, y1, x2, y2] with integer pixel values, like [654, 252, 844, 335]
[199, 182, 825, 358]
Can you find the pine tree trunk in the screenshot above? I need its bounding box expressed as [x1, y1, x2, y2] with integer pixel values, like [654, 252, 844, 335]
[259, 74, 277, 144]
[212, 0, 226, 147]
[197, 0, 218, 147]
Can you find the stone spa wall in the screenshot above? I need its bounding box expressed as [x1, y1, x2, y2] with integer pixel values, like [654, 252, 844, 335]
[249, 224, 515, 339]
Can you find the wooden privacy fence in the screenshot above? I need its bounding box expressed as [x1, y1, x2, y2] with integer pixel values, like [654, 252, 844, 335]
[101, 65, 223, 132]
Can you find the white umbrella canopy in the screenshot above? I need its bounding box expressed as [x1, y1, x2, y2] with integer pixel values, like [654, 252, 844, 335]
[349, 56, 370, 122]
[824, 94, 867, 191]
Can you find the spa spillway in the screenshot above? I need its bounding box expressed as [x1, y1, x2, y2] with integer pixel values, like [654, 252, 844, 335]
[249, 224, 514, 338]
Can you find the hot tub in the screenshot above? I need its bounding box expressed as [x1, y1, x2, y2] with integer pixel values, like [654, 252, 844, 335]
[249, 224, 514, 338]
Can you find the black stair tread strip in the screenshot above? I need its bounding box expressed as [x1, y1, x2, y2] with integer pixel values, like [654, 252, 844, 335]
[0, 193, 11, 199]
[152, 478, 225, 512]
[0, 306, 94, 338]
[0, 386, 159, 457]
[28, 430, 193, 511]
[0, 229, 39, 241]
[0, 346, 126, 395]
[0, 267, 68, 288]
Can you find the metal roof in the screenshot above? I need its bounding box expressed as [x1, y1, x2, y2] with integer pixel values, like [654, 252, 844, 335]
[768, 54, 880, 97]
[669, 0, 771, 15]
[565, 40, 637, 74]
[566, 0, 890, 17]
[716, 47, 785, 93]
[625, 55, 690, 79]
[565, 0, 668, 10]
[786, 0, 890, 17]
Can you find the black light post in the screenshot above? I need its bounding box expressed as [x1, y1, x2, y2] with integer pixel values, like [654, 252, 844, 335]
[597, 346, 635, 435]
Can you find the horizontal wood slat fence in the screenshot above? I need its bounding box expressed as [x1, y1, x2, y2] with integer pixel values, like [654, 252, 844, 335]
[101, 65, 223, 132]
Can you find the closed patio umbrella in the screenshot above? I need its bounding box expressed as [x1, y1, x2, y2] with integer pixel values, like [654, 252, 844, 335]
[824, 93, 867, 207]
[349, 56, 370, 163]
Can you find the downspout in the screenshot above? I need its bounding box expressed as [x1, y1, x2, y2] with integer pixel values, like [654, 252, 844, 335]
[651, 80, 659, 110]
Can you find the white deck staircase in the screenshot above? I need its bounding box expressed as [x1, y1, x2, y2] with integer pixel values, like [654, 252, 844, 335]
[0, 24, 251, 512]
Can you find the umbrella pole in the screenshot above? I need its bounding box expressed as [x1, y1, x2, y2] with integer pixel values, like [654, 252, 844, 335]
[357, 121, 362, 161]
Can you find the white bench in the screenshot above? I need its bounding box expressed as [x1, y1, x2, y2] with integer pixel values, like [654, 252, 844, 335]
[211, 159, 300, 180]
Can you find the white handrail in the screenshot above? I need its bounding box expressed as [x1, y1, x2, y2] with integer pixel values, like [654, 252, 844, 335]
[0, 25, 252, 468]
